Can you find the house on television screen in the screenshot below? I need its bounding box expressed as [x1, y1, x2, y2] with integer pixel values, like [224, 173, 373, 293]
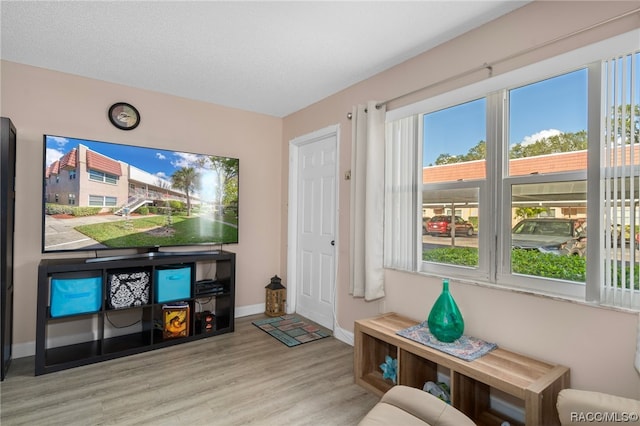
[44, 144, 199, 214]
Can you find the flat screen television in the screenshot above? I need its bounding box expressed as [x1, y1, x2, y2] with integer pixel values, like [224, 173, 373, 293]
[42, 134, 239, 255]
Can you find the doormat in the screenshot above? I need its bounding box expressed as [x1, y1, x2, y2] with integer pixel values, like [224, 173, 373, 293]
[252, 315, 331, 347]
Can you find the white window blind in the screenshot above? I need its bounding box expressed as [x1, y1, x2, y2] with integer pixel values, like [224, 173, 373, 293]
[384, 115, 419, 272]
[602, 49, 640, 309]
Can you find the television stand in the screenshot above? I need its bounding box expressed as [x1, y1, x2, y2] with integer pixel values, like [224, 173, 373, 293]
[36, 251, 235, 375]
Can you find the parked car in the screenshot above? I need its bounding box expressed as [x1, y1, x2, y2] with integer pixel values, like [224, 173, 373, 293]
[511, 218, 587, 256]
[426, 215, 474, 237]
[422, 217, 431, 235]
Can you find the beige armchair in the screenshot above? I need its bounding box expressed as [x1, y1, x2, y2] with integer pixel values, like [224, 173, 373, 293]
[358, 385, 476, 426]
[557, 388, 640, 425]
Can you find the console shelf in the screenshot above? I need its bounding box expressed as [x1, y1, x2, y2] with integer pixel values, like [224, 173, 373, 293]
[354, 313, 570, 426]
[36, 251, 235, 375]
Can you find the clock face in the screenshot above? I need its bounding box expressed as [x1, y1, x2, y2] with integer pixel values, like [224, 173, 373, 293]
[108, 103, 140, 130]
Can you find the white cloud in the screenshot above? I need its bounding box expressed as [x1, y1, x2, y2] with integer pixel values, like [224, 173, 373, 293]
[49, 136, 68, 147]
[156, 153, 166, 160]
[171, 152, 210, 169]
[45, 147, 63, 166]
[171, 152, 201, 168]
[519, 129, 562, 146]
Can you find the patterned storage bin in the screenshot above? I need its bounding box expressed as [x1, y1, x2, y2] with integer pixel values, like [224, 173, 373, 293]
[108, 270, 151, 309]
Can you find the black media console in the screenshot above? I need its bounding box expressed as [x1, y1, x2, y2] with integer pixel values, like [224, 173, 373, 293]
[36, 251, 235, 375]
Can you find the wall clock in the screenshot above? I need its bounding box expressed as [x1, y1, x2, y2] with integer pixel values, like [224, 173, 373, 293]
[108, 102, 140, 130]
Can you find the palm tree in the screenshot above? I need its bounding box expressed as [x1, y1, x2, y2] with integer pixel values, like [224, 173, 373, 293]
[171, 167, 198, 216]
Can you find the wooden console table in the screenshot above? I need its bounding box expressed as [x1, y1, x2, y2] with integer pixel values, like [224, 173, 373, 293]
[354, 313, 570, 426]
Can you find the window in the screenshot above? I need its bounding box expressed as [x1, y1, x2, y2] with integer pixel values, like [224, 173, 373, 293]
[89, 169, 118, 184]
[68, 194, 76, 205]
[422, 99, 485, 276]
[89, 195, 117, 207]
[385, 30, 640, 307]
[419, 72, 588, 292]
[69, 170, 76, 180]
[504, 69, 588, 286]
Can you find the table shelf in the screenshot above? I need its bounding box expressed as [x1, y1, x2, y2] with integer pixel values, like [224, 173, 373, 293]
[354, 313, 569, 426]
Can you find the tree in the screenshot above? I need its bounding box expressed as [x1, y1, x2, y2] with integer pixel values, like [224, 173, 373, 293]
[509, 131, 587, 158]
[171, 167, 199, 216]
[434, 153, 459, 165]
[434, 141, 486, 165]
[610, 104, 640, 144]
[207, 157, 239, 215]
[432, 130, 590, 165]
[514, 207, 549, 220]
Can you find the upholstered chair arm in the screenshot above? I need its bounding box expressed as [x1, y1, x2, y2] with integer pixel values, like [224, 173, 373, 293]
[359, 385, 476, 426]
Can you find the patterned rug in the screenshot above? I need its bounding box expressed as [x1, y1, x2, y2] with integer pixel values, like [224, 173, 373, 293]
[252, 315, 331, 347]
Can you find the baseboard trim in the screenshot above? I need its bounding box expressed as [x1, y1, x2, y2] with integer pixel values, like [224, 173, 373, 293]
[13, 341, 35, 359]
[333, 323, 354, 346]
[235, 303, 264, 318]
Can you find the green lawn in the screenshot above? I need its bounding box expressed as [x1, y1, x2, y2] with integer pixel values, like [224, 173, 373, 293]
[75, 215, 238, 248]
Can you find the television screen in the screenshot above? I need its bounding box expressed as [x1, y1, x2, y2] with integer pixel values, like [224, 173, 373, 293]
[42, 135, 239, 253]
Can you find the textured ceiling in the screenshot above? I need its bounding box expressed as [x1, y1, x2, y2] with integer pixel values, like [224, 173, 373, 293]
[1, 1, 529, 117]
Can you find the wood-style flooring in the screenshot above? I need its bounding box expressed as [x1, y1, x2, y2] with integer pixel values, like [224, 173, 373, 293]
[0, 314, 379, 425]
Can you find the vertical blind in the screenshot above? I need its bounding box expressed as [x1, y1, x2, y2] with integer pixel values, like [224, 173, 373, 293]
[384, 115, 419, 272]
[602, 49, 640, 309]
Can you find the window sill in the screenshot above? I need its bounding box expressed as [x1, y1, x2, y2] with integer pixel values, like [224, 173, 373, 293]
[398, 267, 640, 315]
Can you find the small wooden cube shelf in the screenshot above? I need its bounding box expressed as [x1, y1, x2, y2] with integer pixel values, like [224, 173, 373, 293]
[354, 313, 570, 426]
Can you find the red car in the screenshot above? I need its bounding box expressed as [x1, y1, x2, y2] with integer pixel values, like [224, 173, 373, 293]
[426, 215, 474, 237]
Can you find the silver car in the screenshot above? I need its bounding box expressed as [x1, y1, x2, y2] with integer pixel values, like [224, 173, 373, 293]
[512, 218, 587, 256]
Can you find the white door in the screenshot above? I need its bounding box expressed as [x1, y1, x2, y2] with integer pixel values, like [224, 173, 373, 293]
[288, 126, 338, 330]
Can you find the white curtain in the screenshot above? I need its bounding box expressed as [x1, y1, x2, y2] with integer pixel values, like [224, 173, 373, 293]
[350, 101, 386, 301]
[384, 115, 419, 271]
[636, 312, 640, 374]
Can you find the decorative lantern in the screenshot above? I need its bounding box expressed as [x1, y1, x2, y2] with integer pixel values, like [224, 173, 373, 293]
[265, 275, 286, 317]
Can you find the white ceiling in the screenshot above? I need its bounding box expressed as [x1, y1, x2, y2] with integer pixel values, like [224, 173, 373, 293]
[1, 1, 529, 118]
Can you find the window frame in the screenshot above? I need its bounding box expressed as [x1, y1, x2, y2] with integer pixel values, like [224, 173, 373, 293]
[390, 29, 640, 305]
[88, 195, 118, 207]
[89, 169, 118, 184]
[419, 70, 592, 299]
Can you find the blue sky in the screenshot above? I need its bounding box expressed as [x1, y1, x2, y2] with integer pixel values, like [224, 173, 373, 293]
[423, 68, 588, 166]
[46, 136, 211, 181]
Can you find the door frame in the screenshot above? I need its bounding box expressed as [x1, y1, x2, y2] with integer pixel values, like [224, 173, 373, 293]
[286, 124, 340, 325]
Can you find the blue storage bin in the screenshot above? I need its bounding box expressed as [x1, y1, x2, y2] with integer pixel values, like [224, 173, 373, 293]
[50, 274, 102, 318]
[155, 266, 192, 302]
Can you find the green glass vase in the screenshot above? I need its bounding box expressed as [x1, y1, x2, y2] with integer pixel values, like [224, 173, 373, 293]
[427, 279, 464, 343]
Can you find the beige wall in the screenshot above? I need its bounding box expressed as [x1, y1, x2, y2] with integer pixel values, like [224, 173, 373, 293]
[0, 61, 283, 352]
[282, 1, 640, 398]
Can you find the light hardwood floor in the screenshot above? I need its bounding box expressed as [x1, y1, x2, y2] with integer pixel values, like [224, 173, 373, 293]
[0, 315, 379, 425]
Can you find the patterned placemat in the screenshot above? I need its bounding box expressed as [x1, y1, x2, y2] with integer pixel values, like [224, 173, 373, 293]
[396, 322, 497, 361]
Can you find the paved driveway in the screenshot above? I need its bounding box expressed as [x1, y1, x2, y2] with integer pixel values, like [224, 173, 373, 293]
[43, 214, 125, 251]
